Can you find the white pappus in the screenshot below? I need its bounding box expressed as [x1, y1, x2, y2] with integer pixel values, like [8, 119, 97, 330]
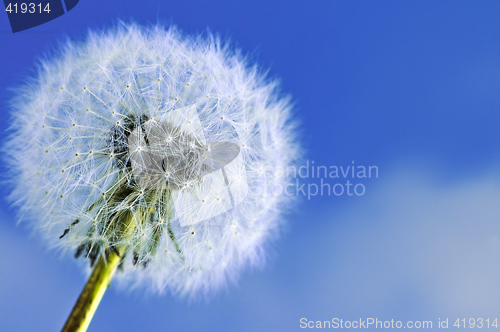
[4, 23, 300, 298]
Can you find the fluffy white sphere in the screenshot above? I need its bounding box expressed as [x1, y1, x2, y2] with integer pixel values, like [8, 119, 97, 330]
[5, 23, 300, 297]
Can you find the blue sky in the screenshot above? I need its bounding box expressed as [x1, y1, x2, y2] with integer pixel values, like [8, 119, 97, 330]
[2, 1, 500, 331]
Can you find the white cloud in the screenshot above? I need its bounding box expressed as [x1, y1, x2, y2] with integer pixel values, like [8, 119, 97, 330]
[300, 166, 500, 321]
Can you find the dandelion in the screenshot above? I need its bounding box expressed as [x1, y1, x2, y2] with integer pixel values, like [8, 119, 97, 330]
[5, 23, 299, 331]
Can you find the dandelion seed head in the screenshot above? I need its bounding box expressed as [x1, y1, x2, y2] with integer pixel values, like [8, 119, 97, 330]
[5, 23, 300, 298]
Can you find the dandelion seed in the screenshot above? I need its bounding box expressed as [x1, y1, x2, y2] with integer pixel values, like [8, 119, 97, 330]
[4, 23, 300, 331]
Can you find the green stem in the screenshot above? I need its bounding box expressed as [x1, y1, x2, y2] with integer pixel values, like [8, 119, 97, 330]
[61, 211, 134, 332]
[60, 249, 122, 332]
[60, 185, 173, 331]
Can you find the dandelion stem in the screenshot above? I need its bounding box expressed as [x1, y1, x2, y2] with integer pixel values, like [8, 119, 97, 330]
[60, 249, 121, 332]
[61, 211, 134, 332]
